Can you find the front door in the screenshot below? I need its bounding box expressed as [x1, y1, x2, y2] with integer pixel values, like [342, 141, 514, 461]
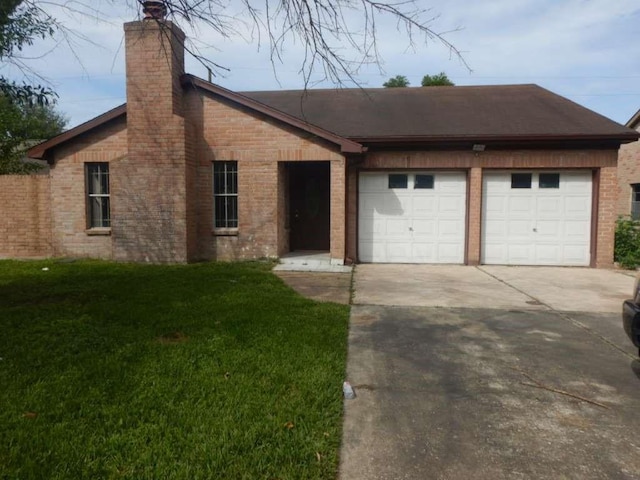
[288, 162, 330, 251]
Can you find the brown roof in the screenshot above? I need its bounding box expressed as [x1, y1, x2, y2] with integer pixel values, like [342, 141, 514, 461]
[243, 84, 638, 144]
[182, 75, 364, 153]
[627, 108, 640, 129]
[28, 104, 127, 160]
[29, 80, 638, 160]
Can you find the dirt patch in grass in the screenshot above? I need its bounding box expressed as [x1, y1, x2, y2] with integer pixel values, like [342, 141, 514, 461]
[156, 331, 189, 344]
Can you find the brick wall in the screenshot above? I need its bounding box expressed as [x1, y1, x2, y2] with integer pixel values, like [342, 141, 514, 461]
[50, 118, 127, 259]
[0, 175, 52, 258]
[347, 148, 618, 267]
[187, 90, 346, 262]
[617, 127, 640, 216]
[115, 20, 189, 263]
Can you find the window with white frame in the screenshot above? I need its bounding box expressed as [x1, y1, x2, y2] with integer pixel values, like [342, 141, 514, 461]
[85, 163, 110, 228]
[213, 161, 238, 229]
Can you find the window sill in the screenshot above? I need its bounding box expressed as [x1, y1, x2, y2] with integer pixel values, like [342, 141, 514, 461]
[86, 228, 111, 236]
[213, 228, 238, 236]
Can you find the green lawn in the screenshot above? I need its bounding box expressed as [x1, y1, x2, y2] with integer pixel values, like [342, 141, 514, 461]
[0, 260, 350, 479]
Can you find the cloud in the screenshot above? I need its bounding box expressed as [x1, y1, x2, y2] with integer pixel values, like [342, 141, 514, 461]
[4, 0, 639, 126]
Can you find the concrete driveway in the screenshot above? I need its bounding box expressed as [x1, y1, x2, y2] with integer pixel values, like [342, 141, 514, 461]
[340, 265, 640, 479]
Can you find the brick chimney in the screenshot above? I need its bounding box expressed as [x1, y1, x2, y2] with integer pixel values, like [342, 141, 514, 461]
[112, 3, 190, 263]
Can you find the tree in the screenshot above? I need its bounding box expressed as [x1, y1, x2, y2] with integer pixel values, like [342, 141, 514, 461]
[2, 1, 466, 99]
[0, 96, 67, 174]
[1, 1, 58, 105]
[421, 72, 455, 86]
[383, 75, 410, 88]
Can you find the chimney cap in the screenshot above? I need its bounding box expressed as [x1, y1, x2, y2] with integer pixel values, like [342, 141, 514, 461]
[142, 1, 167, 20]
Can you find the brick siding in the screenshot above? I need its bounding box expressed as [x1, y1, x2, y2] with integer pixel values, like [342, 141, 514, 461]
[50, 118, 127, 259]
[0, 175, 52, 258]
[617, 128, 640, 216]
[186, 90, 346, 263]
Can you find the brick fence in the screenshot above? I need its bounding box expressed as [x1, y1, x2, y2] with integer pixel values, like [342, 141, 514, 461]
[0, 175, 52, 258]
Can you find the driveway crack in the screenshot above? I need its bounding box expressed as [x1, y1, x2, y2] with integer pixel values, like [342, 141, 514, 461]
[476, 266, 636, 361]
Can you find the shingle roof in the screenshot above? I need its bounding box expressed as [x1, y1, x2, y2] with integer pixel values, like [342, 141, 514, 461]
[243, 84, 638, 143]
[29, 80, 638, 160]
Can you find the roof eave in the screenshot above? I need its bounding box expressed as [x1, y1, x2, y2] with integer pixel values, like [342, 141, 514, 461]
[181, 75, 364, 154]
[352, 133, 640, 148]
[27, 104, 127, 161]
[626, 108, 640, 129]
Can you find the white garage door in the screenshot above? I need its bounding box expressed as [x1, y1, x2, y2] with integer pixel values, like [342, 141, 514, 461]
[359, 171, 466, 263]
[482, 171, 592, 266]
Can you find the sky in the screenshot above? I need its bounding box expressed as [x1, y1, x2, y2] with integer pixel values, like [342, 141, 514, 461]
[5, 0, 640, 129]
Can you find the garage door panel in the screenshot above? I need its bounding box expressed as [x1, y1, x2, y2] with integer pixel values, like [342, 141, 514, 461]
[536, 220, 561, 236]
[386, 243, 413, 263]
[437, 244, 464, 263]
[564, 220, 590, 237]
[411, 219, 436, 236]
[438, 195, 465, 214]
[439, 219, 464, 237]
[482, 171, 591, 266]
[483, 244, 507, 264]
[535, 244, 561, 264]
[484, 220, 507, 237]
[360, 174, 388, 192]
[564, 196, 590, 216]
[508, 197, 534, 214]
[412, 197, 437, 216]
[485, 196, 507, 215]
[508, 245, 535, 264]
[385, 218, 410, 235]
[411, 243, 435, 262]
[561, 245, 590, 265]
[508, 220, 533, 237]
[359, 171, 466, 263]
[537, 197, 562, 216]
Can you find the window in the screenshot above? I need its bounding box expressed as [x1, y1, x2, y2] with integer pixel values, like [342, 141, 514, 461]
[511, 173, 532, 189]
[632, 184, 640, 220]
[213, 161, 238, 229]
[414, 174, 434, 189]
[388, 174, 408, 189]
[85, 163, 110, 228]
[539, 173, 560, 189]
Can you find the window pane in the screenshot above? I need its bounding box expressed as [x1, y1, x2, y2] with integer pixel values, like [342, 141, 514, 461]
[215, 196, 238, 228]
[214, 162, 238, 195]
[415, 174, 434, 189]
[213, 161, 238, 229]
[100, 166, 109, 194]
[388, 174, 408, 189]
[633, 184, 640, 202]
[86, 163, 110, 228]
[539, 173, 560, 189]
[511, 173, 532, 189]
[90, 197, 110, 228]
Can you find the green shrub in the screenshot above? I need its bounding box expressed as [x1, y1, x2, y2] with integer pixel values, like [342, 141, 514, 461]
[615, 217, 640, 269]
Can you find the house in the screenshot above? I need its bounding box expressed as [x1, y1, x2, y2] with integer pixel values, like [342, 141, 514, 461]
[617, 109, 640, 218]
[3, 11, 638, 267]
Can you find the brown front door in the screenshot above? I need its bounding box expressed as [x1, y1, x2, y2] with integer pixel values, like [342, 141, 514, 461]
[289, 162, 330, 251]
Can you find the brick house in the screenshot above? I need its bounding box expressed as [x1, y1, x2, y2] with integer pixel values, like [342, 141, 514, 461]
[4, 15, 638, 267]
[617, 109, 640, 218]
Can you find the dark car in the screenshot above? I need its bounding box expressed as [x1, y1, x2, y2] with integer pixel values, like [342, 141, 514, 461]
[623, 280, 640, 356]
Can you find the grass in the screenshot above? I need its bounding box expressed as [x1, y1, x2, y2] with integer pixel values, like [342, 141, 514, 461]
[0, 260, 350, 479]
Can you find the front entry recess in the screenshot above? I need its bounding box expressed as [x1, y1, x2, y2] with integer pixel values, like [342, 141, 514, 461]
[288, 162, 330, 251]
